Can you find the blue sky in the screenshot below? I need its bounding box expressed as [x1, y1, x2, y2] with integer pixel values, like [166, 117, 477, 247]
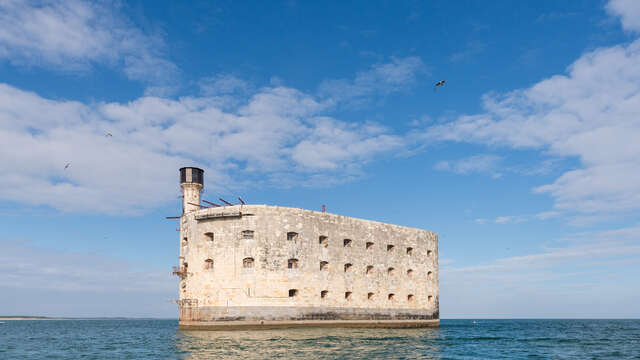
[1, 0, 639, 318]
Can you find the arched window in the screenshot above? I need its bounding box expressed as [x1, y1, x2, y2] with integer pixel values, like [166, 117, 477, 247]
[387, 244, 395, 252]
[289, 289, 298, 297]
[366, 265, 374, 274]
[321, 290, 328, 299]
[287, 232, 298, 241]
[366, 242, 374, 250]
[204, 259, 213, 270]
[427, 271, 433, 280]
[343, 239, 352, 247]
[427, 250, 433, 257]
[243, 257, 254, 268]
[406, 247, 413, 255]
[407, 269, 414, 277]
[319, 236, 328, 247]
[388, 293, 395, 301]
[320, 261, 329, 271]
[204, 232, 214, 242]
[387, 267, 395, 276]
[428, 295, 433, 303]
[345, 291, 352, 301]
[344, 263, 353, 272]
[288, 258, 299, 269]
[367, 292, 375, 300]
[408, 294, 415, 302]
[242, 230, 254, 239]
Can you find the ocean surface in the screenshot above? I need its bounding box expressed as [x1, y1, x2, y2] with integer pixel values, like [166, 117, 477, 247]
[1, 319, 639, 359]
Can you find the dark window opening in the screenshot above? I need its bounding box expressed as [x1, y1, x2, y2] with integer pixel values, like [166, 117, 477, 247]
[287, 232, 298, 241]
[367, 292, 374, 300]
[388, 293, 395, 301]
[387, 267, 395, 275]
[408, 294, 415, 302]
[366, 265, 374, 274]
[344, 263, 353, 272]
[406, 247, 413, 255]
[343, 239, 352, 247]
[387, 244, 395, 252]
[243, 257, 254, 268]
[289, 289, 298, 297]
[407, 269, 414, 277]
[288, 258, 299, 269]
[427, 250, 433, 257]
[204, 259, 213, 270]
[242, 230, 254, 239]
[319, 236, 328, 247]
[320, 261, 329, 271]
[427, 271, 433, 280]
[321, 290, 328, 299]
[345, 291, 352, 300]
[366, 242, 374, 250]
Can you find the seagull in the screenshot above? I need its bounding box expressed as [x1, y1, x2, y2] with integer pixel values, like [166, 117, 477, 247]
[434, 80, 446, 90]
[64, 163, 71, 169]
[105, 132, 112, 137]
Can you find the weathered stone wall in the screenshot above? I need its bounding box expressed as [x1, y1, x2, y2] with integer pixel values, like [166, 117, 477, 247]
[177, 205, 438, 323]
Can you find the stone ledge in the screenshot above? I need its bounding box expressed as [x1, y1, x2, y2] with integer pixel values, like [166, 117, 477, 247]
[179, 319, 439, 330]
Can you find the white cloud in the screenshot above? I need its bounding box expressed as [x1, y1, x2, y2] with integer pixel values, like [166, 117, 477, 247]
[422, 39, 640, 216]
[606, 0, 640, 33]
[0, 0, 178, 84]
[0, 78, 405, 214]
[199, 74, 251, 96]
[434, 154, 502, 178]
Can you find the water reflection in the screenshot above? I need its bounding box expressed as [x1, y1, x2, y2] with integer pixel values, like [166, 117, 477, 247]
[175, 327, 443, 359]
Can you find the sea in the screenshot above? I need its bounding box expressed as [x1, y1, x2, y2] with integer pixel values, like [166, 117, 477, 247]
[1, 319, 639, 359]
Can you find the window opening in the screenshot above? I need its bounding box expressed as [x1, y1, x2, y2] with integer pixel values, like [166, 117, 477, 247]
[287, 232, 298, 241]
[320, 261, 329, 271]
[289, 289, 298, 297]
[242, 230, 254, 239]
[243, 257, 254, 268]
[343, 239, 352, 247]
[204, 259, 213, 270]
[288, 258, 299, 269]
[319, 236, 328, 247]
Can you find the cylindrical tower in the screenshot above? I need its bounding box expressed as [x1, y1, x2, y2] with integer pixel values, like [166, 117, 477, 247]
[180, 167, 204, 213]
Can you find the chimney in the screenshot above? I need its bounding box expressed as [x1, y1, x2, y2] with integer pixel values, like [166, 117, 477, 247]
[179, 167, 204, 213]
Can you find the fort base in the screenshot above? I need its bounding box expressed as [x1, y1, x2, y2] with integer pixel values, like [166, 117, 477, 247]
[179, 319, 439, 330]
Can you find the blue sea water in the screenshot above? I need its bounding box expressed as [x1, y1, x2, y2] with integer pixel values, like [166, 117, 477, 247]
[1, 319, 639, 359]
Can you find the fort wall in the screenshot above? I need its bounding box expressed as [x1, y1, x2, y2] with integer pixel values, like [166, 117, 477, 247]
[176, 204, 439, 329]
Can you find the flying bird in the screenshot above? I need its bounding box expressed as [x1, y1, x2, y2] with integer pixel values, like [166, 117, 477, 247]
[64, 163, 71, 169]
[434, 80, 446, 90]
[105, 132, 112, 137]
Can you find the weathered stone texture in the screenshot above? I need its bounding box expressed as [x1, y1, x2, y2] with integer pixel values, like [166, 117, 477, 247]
[177, 204, 439, 326]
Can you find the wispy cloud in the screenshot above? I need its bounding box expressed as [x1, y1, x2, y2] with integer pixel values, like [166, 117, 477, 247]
[441, 224, 640, 317]
[0, 239, 175, 317]
[318, 56, 427, 106]
[0, 0, 178, 86]
[421, 37, 640, 218]
[434, 154, 503, 178]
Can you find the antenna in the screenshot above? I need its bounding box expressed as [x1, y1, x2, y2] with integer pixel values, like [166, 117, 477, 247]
[202, 200, 221, 207]
[238, 197, 246, 205]
[219, 198, 234, 206]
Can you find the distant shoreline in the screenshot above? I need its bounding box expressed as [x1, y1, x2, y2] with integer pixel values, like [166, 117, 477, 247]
[0, 317, 177, 321]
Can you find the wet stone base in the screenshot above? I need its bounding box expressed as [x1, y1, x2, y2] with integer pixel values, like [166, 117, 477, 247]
[179, 306, 439, 329]
[179, 318, 440, 330]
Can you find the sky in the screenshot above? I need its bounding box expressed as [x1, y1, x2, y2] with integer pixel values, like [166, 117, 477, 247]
[1, 0, 639, 318]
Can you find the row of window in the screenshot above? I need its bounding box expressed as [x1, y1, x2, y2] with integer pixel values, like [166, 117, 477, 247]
[202, 258, 434, 279]
[288, 289, 434, 303]
[199, 231, 434, 256]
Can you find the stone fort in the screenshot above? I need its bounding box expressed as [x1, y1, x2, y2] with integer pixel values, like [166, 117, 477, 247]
[175, 167, 439, 329]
